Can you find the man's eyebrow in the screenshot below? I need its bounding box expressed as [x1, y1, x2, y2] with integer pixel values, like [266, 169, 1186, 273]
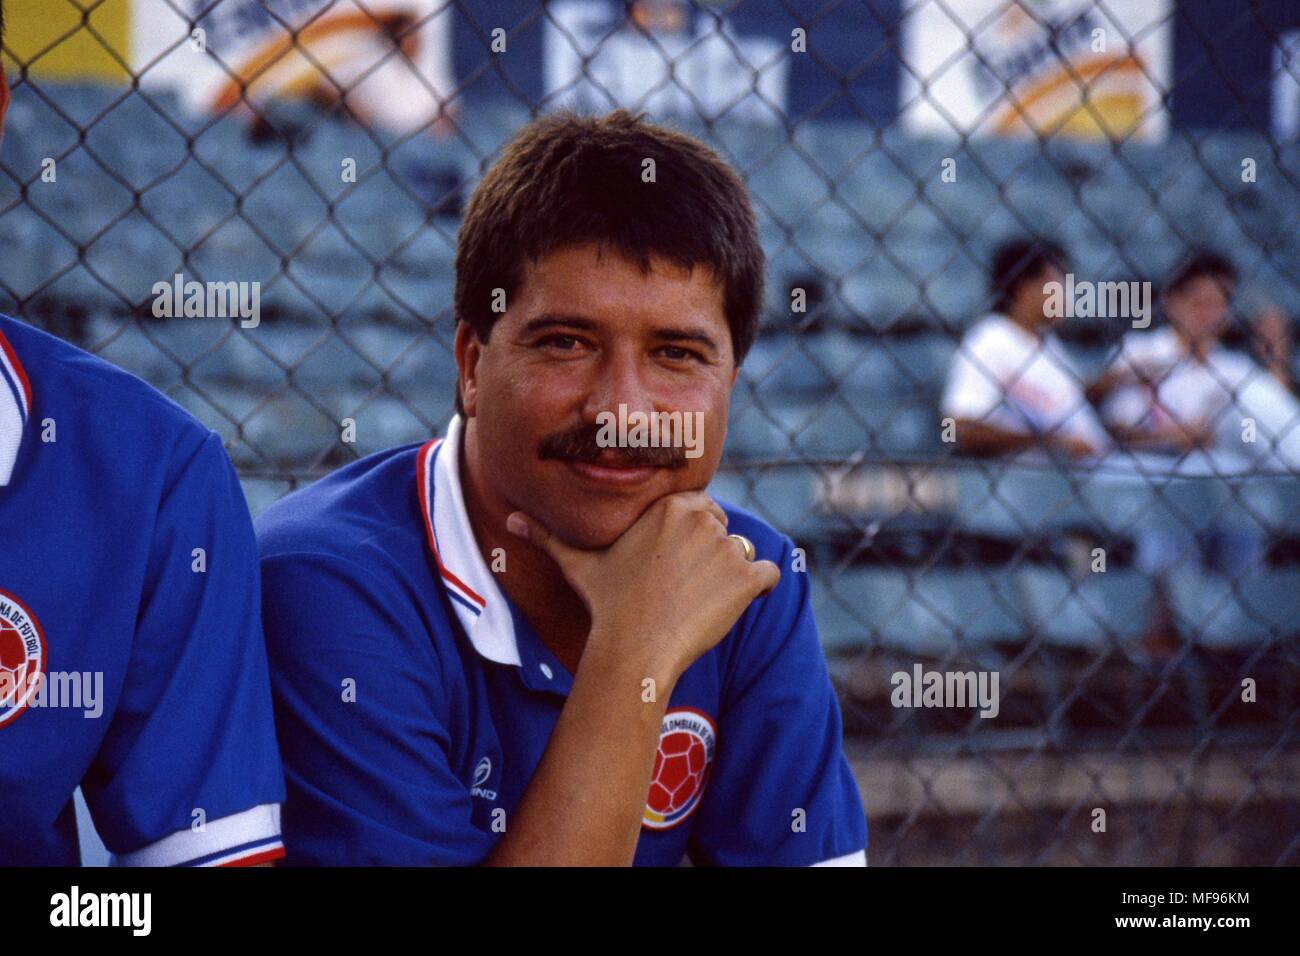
[519, 314, 722, 355]
[518, 314, 600, 335]
[650, 327, 721, 356]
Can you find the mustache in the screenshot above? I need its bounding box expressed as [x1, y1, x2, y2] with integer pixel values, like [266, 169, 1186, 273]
[538, 421, 688, 469]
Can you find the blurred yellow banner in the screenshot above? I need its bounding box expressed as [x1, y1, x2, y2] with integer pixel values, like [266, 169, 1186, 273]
[2, 0, 132, 81]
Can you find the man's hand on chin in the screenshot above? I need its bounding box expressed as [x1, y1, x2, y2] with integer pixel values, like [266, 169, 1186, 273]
[505, 490, 780, 684]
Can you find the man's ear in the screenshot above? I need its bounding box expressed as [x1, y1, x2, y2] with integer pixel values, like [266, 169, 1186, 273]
[454, 321, 482, 417]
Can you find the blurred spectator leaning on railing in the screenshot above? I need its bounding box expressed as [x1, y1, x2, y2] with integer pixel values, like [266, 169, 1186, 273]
[941, 237, 1111, 461]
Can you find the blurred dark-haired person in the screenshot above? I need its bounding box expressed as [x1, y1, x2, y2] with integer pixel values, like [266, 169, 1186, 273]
[1094, 250, 1300, 657]
[256, 109, 867, 866]
[0, 5, 285, 866]
[1097, 249, 1300, 470]
[941, 238, 1111, 459]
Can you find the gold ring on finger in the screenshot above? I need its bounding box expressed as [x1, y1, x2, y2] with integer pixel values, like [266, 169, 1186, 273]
[728, 533, 755, 562]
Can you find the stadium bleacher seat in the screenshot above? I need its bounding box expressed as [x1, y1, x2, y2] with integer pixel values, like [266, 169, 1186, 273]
[840, 335, 954, 396]
[231, 390, 344, 468]
[813, 565, 1025, 656]
[341, 394, 433, 457]
[740, 331, 849, 394]
[1168, 565, 1300, 649]
[813, 566, 922, 652]
[1015, 564, 1154, 650]
[708, 465, 820, 536]
[910, 568, 1025, 648]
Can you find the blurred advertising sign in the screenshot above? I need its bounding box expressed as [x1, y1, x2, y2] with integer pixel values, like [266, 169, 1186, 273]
[543, 0, 789, 124]
[133, 0, 456, 136]
[900, 0, 1171, 141]
[1, 0, 131, 81]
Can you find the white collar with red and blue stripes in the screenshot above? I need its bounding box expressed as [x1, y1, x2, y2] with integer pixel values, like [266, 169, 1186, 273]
[416, 414, 521, 667]
[0, 324, 32, 488]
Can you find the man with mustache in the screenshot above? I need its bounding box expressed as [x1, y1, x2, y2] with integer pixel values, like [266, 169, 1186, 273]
[257, 109, 867, 865]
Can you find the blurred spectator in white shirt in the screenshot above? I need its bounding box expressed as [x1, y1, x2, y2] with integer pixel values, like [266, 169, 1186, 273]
[943, 238, 1110, 459]
[1097, 250, 1300, 470]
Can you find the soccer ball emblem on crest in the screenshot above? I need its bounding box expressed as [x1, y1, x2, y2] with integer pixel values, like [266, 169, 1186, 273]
[0, 589, 46, 729]
[643, 708, 717, 830]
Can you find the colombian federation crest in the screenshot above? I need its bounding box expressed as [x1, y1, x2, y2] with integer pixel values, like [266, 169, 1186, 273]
[642, 708, 717, 831]
[0, 588, 46, 729]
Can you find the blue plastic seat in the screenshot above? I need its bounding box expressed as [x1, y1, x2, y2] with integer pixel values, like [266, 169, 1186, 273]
[1015, 565, 1153, 650]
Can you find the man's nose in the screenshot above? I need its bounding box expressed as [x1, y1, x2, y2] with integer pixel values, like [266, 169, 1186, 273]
[582, 351, 656, 421]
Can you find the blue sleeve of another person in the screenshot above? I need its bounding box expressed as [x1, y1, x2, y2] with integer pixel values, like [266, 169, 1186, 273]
[84, 432, 286, 866]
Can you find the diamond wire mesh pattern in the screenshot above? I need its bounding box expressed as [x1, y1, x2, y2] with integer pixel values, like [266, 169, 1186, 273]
[2, 0, 1297, 864]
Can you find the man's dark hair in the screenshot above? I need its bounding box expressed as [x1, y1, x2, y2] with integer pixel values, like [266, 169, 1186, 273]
[989, 237, 1067, 314]
[452, 108, 764, 415]
[1164, 247, 1237, 297]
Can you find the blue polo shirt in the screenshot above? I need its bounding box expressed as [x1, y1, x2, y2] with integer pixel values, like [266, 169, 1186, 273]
[257, 414, 867, 865]
[0, 314, 285, 866]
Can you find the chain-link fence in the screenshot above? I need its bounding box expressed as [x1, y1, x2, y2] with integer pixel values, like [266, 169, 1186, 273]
[3, 0, 1298, 865]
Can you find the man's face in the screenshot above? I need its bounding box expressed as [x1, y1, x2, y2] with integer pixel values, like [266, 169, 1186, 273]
[1166, 275, 1231, 347]
[457, 242, 737, 549]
